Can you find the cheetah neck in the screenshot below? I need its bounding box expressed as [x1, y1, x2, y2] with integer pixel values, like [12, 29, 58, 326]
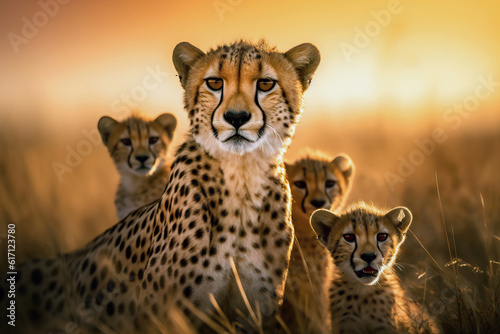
[219, 151, 284, 206]
[119, 162, 170, 194]
[291, 208, 318, 239]
[332, 266, 401, 295]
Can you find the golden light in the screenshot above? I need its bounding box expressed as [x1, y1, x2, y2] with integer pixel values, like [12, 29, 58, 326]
[0, 0, 499, 119]
[0, 3, 499, 333]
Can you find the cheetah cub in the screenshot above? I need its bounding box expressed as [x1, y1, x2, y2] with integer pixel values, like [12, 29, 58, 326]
[98, 112, 177, 219]
[282, 150, 354, 334]
[310, 202, 440, 334]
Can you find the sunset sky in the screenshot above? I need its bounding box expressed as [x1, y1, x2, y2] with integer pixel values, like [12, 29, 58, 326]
[1, 0, 499, 128]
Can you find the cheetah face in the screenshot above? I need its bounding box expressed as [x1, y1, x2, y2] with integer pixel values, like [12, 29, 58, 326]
[338, 224, 392, 284]
[286, 153, 354, 221]
[310, 205, 412, 285]
[172, 41, 320, 158]
[98, 113, 177, 176]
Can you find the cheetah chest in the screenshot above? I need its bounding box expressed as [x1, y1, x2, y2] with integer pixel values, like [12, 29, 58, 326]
[209, 170, 292, 302]
[147, 148, 293, 321]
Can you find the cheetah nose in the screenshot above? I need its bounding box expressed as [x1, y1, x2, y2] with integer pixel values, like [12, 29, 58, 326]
[310, 199, 326, 208]
[361, 252, 377, 264]
[135, 155, 148, 163]
[223, 110, 251, 130]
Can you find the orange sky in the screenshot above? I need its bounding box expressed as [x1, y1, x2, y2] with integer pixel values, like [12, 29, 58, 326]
[1, 0, 499, 126]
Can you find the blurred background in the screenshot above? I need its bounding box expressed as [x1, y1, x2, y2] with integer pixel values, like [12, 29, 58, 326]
[1, 0, 499, 331]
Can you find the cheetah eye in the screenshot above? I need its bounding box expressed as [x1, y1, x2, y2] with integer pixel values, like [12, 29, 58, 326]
[343, 234, 355, 243]
[257, 79, 276, 92]
[325, 180, 336, 188]
[293, 181, 307, 189]
[377, 233, 388, 242]
[206, 78, 223, 91]
[149, 137, 159, 144]
[120, 138, 132, 146]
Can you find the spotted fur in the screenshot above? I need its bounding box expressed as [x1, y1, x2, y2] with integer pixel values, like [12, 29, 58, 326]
[282, 150, 354, 333]
[98, 112, 177, 219]
[310, 202, 440, 334]
[0, 40, 320, 333]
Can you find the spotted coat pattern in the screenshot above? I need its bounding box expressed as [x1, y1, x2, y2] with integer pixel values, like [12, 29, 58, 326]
[310, 202, 440, 334]
[0, 40, 320, 333]
[282, 151, 354, 334]
[98, 112, 177, 220]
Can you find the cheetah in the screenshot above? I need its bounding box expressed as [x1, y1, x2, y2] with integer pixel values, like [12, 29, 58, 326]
[310, 202, 440, 334]
[281, 150, 354, 334]
[0, 40, 320, 333]
[97, 112, 177, 219]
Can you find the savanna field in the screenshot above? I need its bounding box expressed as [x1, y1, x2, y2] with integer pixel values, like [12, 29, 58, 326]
[2, 0, 500, 333]
[1, 103, 499, 332]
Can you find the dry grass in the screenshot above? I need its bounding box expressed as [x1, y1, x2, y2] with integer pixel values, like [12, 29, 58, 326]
[1, 106, 499, 332]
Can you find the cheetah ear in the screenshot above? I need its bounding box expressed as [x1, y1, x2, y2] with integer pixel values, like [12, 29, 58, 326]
[155, 113, 177, 140]
[310, 209, 340, 248]
[172, 42, 205, 88]
[386, 207, 413, 234]
[98, 116, 119, 145]
[332, 154, 355, 187]
[284, 43, 321, 91]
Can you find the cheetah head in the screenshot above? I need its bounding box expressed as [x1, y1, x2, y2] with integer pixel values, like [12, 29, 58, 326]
[172, 40, 320, 158]
[98, 113, 177, 176]
[285, 152, 354, 223]
[310, 203, 412, 285]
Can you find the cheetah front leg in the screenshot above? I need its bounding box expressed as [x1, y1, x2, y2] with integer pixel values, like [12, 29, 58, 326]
[239, 198, 294, 331]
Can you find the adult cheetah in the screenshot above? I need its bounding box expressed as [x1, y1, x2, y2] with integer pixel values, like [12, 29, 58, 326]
[0, 40, 320, 333]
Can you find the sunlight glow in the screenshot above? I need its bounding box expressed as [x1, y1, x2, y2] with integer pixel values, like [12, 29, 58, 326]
[0, 0, 498, 118]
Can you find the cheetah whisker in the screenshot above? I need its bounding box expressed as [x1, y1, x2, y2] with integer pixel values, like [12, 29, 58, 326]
[257, 131, 271, 154]
[394, 262, 405, 272]
[380, 263, 396, 276]
[265, 123, 284, 147]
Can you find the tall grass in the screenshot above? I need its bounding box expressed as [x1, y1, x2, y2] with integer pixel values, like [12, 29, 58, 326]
[1, 108, 499, 332]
